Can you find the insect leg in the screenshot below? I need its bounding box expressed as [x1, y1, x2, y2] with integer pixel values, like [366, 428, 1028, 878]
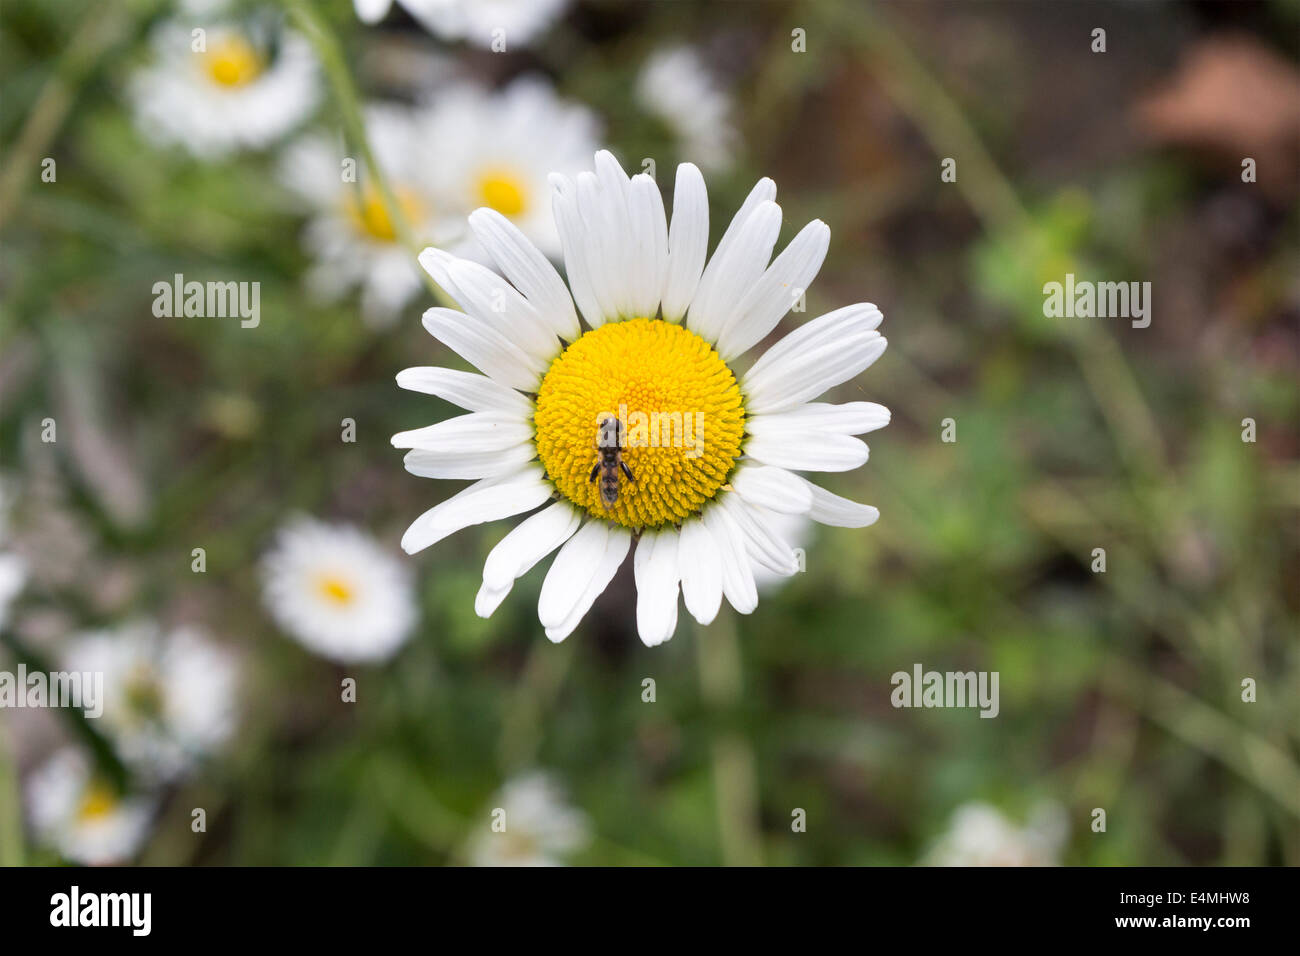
[590, 464, 600, 483]
[620, 462, 635, 482]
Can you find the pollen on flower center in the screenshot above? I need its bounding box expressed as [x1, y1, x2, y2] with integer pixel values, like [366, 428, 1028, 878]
[316, 574, 356, 606]
[205, 35, 263, 88]
[534, 318, 746, 530]
[476, 170, 528, 217]
[77, 782, 118, 822]
[346, 186, 424, 242]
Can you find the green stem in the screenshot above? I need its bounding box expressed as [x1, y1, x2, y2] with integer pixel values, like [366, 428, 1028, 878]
[695, 614, 763, 866]
[281, 0, 454, 309]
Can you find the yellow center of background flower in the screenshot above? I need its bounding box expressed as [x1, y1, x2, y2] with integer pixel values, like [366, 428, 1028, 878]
[206, 35, 263, 88]
[534, 319, 745, 530]
[316, 574, 356, 605]
[346, 186, 425, 242]
[77, 783, 118, 822]
[476, 170, 528, 217]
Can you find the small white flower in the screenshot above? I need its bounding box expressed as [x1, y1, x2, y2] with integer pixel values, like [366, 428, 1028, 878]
[262, 517, 417, 663]
[637, 46, 737, 171]
[26, 750, 154, 865]
[281, 104, 453, 326]
[62, 621, 238, 782]
[393, 151, 888, 647]
[0, 477, 27, 631]
[471, 772, 590, 867]
[924, 802, 1068, 867]
[128, 18, 319, 157]
[356, 0, 572, 50]
[420, 78, 600, 263]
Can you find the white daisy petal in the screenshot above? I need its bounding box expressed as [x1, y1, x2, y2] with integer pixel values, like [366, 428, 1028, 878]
[797, 477, 881, 528]
[467, 208, 581, 341]
[400, 466, 552, 554]
[634, 528, 681, 647]
[575, 169, 628, 321]
[748, 401, 891, 436]
[474, 580, 513, 618]
[391, 411, 533, 452]
[677, 517, 723, 625]
[482, 501, 583, 593]
[745, 432, 869, 472]
[403, 443, 537, 481]
[702, 504, 757, 614]
[687, 198, 783, 344]
[731, 464, 813, 514]
[396, 366, 535, 416]
[422, 307, 546, 392]
[661, 162, 708, 322]
[722, 495, 800, 576]
[420, 249, 560, 365]
[539, 522, 631, 641]
[551, 174, 606, 329]
[742, 304, 886, 415]
[627, 173, 669, 321]
[715, 219, 830, 360]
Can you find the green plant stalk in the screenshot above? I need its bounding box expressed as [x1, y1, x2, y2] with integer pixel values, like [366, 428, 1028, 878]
[0, 0, 142, 232]
[695, 614, 763, 867]
[282, 0, 454, 310]
[0, 719, 24, 866]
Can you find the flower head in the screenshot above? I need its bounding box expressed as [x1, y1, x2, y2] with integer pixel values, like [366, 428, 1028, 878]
[393, 151, 888, 646]
[356, 0, 572, 50]
[62, 621, 239, 782]
[471, 771, 590, 867]
[26, 750, 155, 865]
[637, 45, 737, 171]
[262, 517, 417, 663]
[420, 78, 600, 262]
[924, 802, 1068, 867]
[128, 18, 319, 157]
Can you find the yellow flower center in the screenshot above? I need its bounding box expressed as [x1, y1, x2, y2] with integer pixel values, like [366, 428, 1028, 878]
[346, 186, 425, 242]
[205, 35, 263, 88]
[316, 574, 356, 606]
[77, 782, 118, 822]
[534, 318, 745, 530]
[476, 169, 528, 217]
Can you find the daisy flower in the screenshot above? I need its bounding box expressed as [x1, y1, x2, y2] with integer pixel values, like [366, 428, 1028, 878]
[637, 45, 737, 171]
[128, 17, 319, 157]
[393, 150, 889, 646]
[471, 771, 590, 867]
[62, 622, 239, 782]
[262, 517, 417, 663]
[281, 104, 450, 326]
[26, 750, 155, 866]
[355, 0, 572, 50]
[420, 78, 600, 263]
[924, 802, 1068, 867]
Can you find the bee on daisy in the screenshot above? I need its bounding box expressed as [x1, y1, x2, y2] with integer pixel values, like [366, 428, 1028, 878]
[470, 771, 590, 867]
[61, 621, 239, 783]
[354, 0, 573, 50]
[261, 517, 418, 664]
[25, 750, 155, 866]
[393, 150, 889, 647]
[128, 16, 319, 157]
